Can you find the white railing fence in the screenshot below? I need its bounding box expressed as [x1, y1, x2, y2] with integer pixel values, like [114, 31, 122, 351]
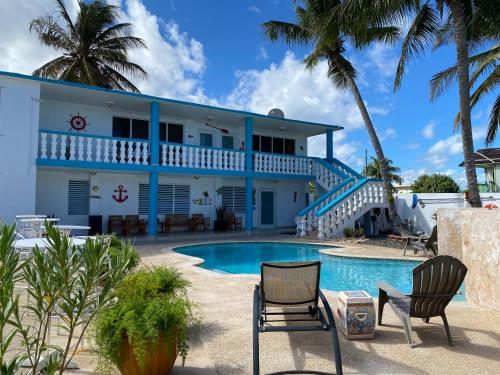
[160, 143, 245, 171]
[317, 180, 386, 239]
[39, 131, 149, 165]
[253, 153, 314, 176]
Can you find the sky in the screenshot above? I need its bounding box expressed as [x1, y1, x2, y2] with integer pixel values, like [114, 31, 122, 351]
[0, 0, 498, 187]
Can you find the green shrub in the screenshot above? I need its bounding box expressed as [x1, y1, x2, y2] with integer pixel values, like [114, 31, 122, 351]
[93, 267, 196, 371]
[354, 227, 364, 238]
[343, 227, 354, 238]
[108, 236, 140, 273]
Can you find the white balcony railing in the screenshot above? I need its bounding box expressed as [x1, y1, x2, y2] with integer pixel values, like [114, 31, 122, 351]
[39, 130, 149, 165]
[160, 143, 245, 171]
[253, 152, 314, 176]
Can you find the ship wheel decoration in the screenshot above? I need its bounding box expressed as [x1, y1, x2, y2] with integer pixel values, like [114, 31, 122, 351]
[68, 112, 89, 132]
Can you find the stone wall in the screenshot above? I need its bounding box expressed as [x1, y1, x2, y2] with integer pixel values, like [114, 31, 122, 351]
[438, 208, 500, 312]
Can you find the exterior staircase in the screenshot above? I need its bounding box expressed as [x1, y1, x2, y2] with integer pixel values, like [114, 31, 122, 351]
[296, 158, 387, 239]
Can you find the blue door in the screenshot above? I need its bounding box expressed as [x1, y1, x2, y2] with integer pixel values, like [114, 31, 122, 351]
[260, 191, 274, 225]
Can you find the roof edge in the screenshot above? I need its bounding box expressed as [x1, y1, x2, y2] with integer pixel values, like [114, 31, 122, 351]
[0, 70, 344, 131]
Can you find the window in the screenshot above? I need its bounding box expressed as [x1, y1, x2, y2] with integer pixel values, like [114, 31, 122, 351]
[112, 117, 130, 138]
[200, 133, 213, 147]
[168, 124, 184, 143]
[260, 136, 272, 153]
[132, 119, 149, 140]
[284, 139, 295, 155]
[113, 117, 149, 139]
[252, 134, 296, 155]
[139, 184, 190, 215]
[160, 123, 184, 143]
[68, 180, 89, 216]
[253, 135, 260, 151]
[273, 137, 284, 154]
[220, 186, 246, 214]
[221, 135, 234, 149]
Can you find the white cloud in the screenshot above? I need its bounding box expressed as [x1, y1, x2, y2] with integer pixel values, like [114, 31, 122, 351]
[422, 121, 436, 139]
[366, 44, 399, 78]
[222, 51, 365, 129]
[307, 132, 362, 167]
[379, 127, 397, 141]
[0, 0, 79, 74]
[249, 5, 262, 14]
[0, 0, 206, 101]
[256, 46, 268, 61]
[403, 143, 420, 150]
[424, 125, 487, 167]
[119, 0, 206, 99]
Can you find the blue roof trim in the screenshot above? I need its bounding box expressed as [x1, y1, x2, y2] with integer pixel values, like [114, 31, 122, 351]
[0, 70, 343, 131]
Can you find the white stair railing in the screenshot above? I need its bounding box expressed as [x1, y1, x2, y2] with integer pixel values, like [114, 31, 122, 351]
[317, 179, 386, 239]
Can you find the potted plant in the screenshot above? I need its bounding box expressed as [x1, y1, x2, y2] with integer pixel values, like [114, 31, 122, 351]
[93, 267, 195, 375]
[214, 206, 227, 232]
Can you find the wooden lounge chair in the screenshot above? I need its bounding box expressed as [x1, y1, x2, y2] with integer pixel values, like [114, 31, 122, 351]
[405, 225, 438, 256]
[253, 261, 343, 375]
[123, 215, 146, 235]
[164, 213, 189, 233]
[107, 215, 125, 234]
[377, 255, 467, 347]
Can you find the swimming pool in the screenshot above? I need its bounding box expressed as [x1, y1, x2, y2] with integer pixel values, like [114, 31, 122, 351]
[174, 241, 465, 299]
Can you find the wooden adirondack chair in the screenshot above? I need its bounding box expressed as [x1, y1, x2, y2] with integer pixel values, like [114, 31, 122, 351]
[405, 225, 438, 256]
[377, 255, 467, 346]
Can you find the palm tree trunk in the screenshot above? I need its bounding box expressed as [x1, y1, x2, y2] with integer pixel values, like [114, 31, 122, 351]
[450, 1, 482, 207]
[333, 56, 397, 222]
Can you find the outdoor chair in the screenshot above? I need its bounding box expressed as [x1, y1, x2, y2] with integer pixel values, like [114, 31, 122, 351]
[377, 255, 467, 347]
[107, 215, 125, 234]
[405, 225, 438, 256]
[225, 213, 243, 231]
[253, 261, 343, 375]
[189, 214, 210, 232]
[123, 215, 147, 235]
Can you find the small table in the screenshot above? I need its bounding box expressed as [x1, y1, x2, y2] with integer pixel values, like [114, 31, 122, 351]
[13, 237, 86, 250]
[52, 225, 91, 236]
[337, 290, 376, 339]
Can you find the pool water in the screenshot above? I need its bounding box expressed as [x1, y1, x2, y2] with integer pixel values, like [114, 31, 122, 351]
[174, 242, 464, 299]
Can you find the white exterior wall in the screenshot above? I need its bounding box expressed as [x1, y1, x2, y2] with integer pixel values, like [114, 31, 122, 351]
[39, 99, 308, 155]
[36, 170, 308, 232]
[0, 77, 40, 224]
[395, 192, 500, 234]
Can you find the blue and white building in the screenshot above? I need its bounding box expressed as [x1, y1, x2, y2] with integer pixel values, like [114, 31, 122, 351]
[0, 71, 387, 238]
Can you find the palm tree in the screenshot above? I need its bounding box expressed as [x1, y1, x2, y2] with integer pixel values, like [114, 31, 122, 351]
[363, 157, 404, 185]
[348, 0, 498, 207]
[30, 0, 147, 92]
[263, 0, 401, 220]
[431, 44, 499, 145]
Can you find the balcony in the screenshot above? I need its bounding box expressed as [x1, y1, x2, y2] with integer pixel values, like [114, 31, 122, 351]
[37, 129, 313, 177]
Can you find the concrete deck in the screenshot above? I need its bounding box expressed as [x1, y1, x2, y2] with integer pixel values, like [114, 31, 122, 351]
[53, 233, 500, 374]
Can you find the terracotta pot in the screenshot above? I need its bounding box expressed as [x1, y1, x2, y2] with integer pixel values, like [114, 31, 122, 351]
[120, 335, 177, 375]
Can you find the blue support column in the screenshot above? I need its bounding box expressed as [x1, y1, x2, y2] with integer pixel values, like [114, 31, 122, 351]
[148, 101, 160, 235]
[148, 171, 158, 235]
[245, 117, 253, 232]
[326, 129, 333, 161]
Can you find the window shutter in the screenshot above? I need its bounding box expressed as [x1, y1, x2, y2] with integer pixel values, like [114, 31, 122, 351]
[138, 184, 189, 215]
[159, 185, 173, 214]
[173, 185, 190, 214]
[220, 186, 245, 214]
[68, 180, 89, 215]
[234, 187, 246, 213]
[138, 183, 149, 215]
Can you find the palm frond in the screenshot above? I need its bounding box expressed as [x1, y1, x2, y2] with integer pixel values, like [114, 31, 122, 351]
[430, 64, 458, 101]
[30, 16, 75, 51]
[32, 56, 73, 78]
[327, 53, 356, 89]
[485, 94, 500, 145]
[394, 3, 440, 91]
[352, 26, 401, 49]
[55, 0, 76, 35]
[262, 20, 313, 44]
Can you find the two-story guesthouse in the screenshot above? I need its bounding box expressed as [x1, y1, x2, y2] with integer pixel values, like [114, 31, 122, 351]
[0, 71, 386, 238]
